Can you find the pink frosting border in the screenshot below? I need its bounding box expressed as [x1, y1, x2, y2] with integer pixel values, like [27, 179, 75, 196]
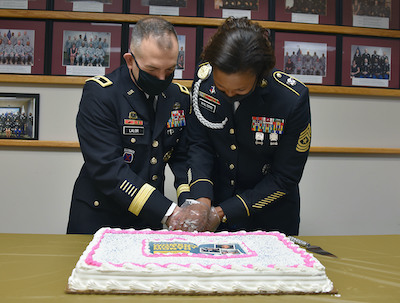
[85, 229, 316, 269]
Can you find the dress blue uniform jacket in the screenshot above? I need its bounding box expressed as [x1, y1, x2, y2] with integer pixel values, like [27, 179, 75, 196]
[188, 64, 311, 235]
[67, 64, 191, 234]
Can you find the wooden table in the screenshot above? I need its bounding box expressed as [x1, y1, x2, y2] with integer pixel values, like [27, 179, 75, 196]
[0, 233, 399, 302]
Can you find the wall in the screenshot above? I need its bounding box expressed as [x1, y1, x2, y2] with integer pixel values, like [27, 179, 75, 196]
[0, 83, 399, 235]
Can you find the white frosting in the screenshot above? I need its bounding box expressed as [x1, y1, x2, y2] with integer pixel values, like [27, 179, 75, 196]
[67, 228, 334, 294]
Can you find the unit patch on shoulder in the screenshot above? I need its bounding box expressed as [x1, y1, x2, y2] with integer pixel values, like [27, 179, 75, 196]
[273, 71, 305, 96]
[174, 82, 190, 95]
[296, 123, 311, 152]
[86, 75, 113, 87]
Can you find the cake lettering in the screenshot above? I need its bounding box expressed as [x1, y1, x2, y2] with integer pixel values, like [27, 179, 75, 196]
[149, 241, 246, 256]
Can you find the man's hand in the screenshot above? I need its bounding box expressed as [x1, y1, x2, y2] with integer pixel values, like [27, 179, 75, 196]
[167, 199, 211, 232]
[204, 207, 221, 232]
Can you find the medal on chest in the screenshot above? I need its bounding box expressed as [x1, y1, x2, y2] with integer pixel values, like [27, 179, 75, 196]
[251, 117, 285, 146]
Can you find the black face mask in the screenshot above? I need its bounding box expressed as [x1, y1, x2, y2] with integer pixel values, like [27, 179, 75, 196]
[130, 52, 174, 96]
[218, 81, 256, 104]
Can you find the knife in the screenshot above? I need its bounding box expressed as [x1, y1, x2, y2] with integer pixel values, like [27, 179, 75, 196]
[288, 236, 337, 258]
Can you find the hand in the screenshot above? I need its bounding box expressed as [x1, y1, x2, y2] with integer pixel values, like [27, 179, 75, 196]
[167, 199, 211, 232]
[166, 206, 186, 231]
[204, 207, 220, 232]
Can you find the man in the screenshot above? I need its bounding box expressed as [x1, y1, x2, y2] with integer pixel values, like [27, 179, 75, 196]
[94, 44, 105, 66]
[76, 41, 87, 66]
[23, 40, 33, 65]
[67, 17, 192, 234]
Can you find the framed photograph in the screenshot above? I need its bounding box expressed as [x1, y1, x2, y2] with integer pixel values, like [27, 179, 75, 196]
[342, 0, 399, 29]
[128, 25, 196, 80]
[275, 0, 336, 25]
[53, 0, 123, 13]
[342, 36, 399, 88]
[0, 93, 39, 140]
[0, 20, 45, 75]
[0, 0, 46, 9]
[130, 0, 197, 16]
[274, 32, 336, 85]
[204, 0, 269, 20]
[51, 22, 122, 76]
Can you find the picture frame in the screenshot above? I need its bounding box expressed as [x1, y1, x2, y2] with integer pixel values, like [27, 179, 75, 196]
[274, 32, 336, 85]
[128, 25, 196, 80]
[0, 93, 39, 140]
[204, 0, 269, 20]
[53, 0, 123, 13]
[0, 0, 46, 9]
[51, 22, 122, 76]
[342, 0, 399, 30]
[0, 20, 46, 75]
[342, 36, 399, 88]
[130, 0, 198, 16]
[275, 0, 336, 25]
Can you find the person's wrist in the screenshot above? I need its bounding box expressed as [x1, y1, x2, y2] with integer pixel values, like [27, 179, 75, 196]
[215, 206, 225, 221]
[197, 197, 211, 207]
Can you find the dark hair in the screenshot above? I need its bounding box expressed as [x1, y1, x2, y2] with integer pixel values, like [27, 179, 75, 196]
[202, 17, 275, 81]
[130, 17, 177, 51]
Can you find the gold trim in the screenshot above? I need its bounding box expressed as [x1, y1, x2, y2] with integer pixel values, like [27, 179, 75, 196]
[86, 75, 113, 87]
[190, 179, 214, 187]
[130, 188, 138, 198]
[236, 194, 250, 217]
[128, 183, 155, 216]
[252, 191, 286, 209]
[177, 184, 190, 198]
[174, 82, 190, 95]
[297, 123, 311, 152]
[273, 71, 306, 96]
[120, 180, 127, 189]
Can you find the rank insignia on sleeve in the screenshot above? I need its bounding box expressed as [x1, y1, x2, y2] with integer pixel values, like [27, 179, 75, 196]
[167, 110, 186, 128]
[296, 123, 311, 152]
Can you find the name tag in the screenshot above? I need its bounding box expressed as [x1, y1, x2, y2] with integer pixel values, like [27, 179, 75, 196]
[123, 126, 144, 136]
[199, 98, 217, 113]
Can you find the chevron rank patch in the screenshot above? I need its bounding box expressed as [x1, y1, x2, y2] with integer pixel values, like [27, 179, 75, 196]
[296, 123, 311, 152]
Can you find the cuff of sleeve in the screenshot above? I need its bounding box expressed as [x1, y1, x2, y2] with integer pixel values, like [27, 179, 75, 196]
[161, 203, 177, 224]
[190, 178, 214, 200]
[128, 183, 156, 216]
[176, 184, 190, 199]
[219, 194, 250, 223]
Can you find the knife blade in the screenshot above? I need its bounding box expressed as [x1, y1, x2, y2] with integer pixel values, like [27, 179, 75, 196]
[288, 236, 337, 258]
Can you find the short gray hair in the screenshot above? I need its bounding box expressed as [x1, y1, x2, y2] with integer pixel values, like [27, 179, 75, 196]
[130, 17, 177, 52]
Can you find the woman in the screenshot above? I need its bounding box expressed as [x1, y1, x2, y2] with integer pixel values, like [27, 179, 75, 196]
[187, 17, 311, 235]
[69, 43, 78, 65]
